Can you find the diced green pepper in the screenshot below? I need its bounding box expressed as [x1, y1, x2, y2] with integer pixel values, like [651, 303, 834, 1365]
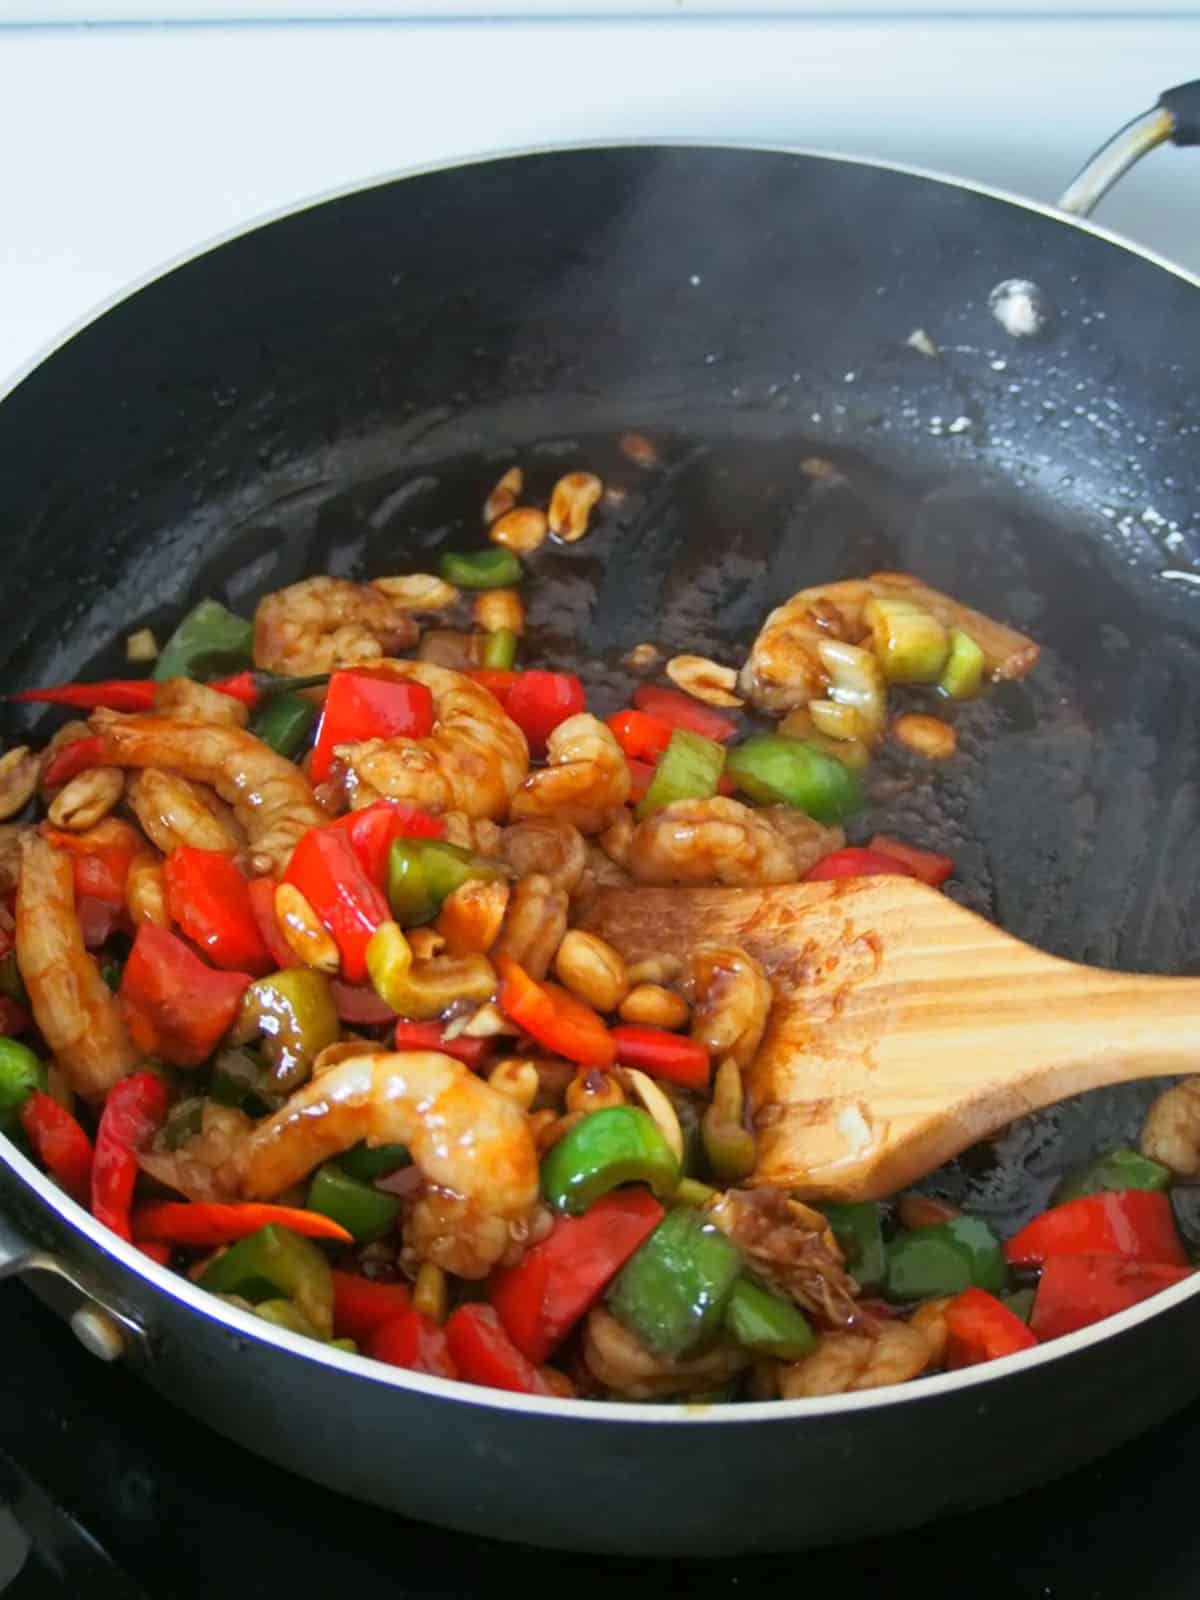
[700, 1060, 755, 1184]
[337, 1140, 412, 1182]
[481, 628, 518, 671]
[724, 1277, 816, 1359]
[198, 1224, 334, 1339]
[161, 1095, 206, 1150]
[249, 691, 318, 759]
[725, 734, 863, 823]
[540, 1106, 681, 1216]
[608, 1205, 742, 1359]
[153, 598, 255, 682]
[635, 729, 726, 821]
[863, 597, 949, 684]
[819, 1201, 887, 1293]
[233, 970, 340, 1094]
[938, 629, 986, 700]
[252, 1298, 321, 1340]
[886, 1216, 1007, 1302]
[386, 839, 504, 927]
[1053, 1147, 1171, 1205]
[307, 1163, 402, 1243]
[439, 549, 523, 590]
[1001, 1287, 1036, 1325]
[0, 1038, 45, 1133]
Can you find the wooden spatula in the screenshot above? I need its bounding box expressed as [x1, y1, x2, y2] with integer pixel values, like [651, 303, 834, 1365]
[582, 877, 1198, 1203]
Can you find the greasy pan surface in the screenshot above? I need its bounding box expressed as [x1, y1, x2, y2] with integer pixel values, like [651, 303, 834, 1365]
[2, 147, 1200, 1550]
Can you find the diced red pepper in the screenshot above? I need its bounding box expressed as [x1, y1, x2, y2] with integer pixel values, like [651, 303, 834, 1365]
[1030, 1254, 1193, 1341]
[328, 799, 445, 887]
[392, 1019, 492, 1070]
[868, 835, 954, 887]
[281, 827, 390, 983]
[0, 997, 31, 1036]
[444, 1303, 554, 1396]
[805, 847, 918, 882]
[331, 1270, 413, 1342]
[625, 758, 656, 804]
[365, 1308, 458, 1380]
[19, 1092, 94, 1205]
[329, 980, 397, 1026]
[10, 679, 158, 712]
[496, 955, 615, 1069]
[632, 685, 738, 743]
[610, 1024, 711, 1091]
[504, 671, 586, 756]
[310, 671, 435, 785]
[119, 923, 254, 1067]
[606, 708, 675, 763]
[163, 847, 275, 975]
[40, 736, 105, 789]
[467, 669, 519, 707]
[77, 896, 120, 949]
[942, 1286, 1039, 1367]
[43, 820, 141, 908]
[91, 1072, 170, 1241]
[133, 1201, 353, 1247]
[245, 875, 302, 970]
[489, 1188, 665, 1363]
[1005, 1190, 1187, 1268]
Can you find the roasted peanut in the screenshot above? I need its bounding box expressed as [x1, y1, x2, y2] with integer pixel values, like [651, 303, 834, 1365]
[474, 588, 525, 635]
[565, 1068, 626, 1115]
[619, 432, 658, 468]
[125, 627, 159, 662]
[0, 748, 39, 819]
[487, 1058, 540, 1111]
[125, 858, 169, 927]
[554, 929, 627, 1013]
[490, 507, 548, 554]
[622, 642, 661, 672]
[665, 654, 743, 708]
[373, 573, 459, 610]
[492, 874, 568, 981]
[625, 955, 682, 987]
[548, 472, 603, 543]
[620, 983, 690, 1030]
[622, 1068, 683, 1162]
[435, 877, 510, 956]
[274, 882, 340, 973]
[531, 1056, 575, 1110]
[47, 767, 124, 831]
[483, 466, 523, 525]
[892, 712, 957, 760]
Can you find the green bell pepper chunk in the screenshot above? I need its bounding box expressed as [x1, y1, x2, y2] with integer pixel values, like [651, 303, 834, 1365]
[608, 1205, 742, 1359]
[249, 691, 318, 759]
[252, 1298, 321, 1340]
[724, 1277, 816, 1359]
[938, 628, 986, 700]
[1053, 1147, 1171, 1205]
[635, 729, 726, 821]
[540, 1106, 681, 1216]
[818, 1201, 887, 1293]
[886, 1216, 1007, 1302]
[439, 549, 523, 590]
[386, 838, 505, 927]
[153, 598, 255, 682]
[481, 627, 518, 671]
[725, 734, 863, 823]
[234, 970, 340, 1095]
[307, 1163, 402, 1243]
[198, 1225, 334, 1339]
[337, 1140, 412, 1182]
[1001, 1287, 1036, 1325]
[0, 1038, 45, 1134]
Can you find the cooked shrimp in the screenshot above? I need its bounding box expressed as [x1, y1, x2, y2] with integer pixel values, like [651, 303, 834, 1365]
[128, 768, 246, 854]
[778, 1321, 935, 1398]
[15, 831, 139, 1099]
[0, 824, 29, 895]
[1141, 1078, 1200, 1176]
[500, 816, 588, 893]
[685, 943, 773, 1070]
[154, 677, 249, 727]
[583, 1308, 750, 1400]
[628, 796, 797, 886]
[708, 1188, 858, 1327]
[757, 807, 845, 877]
[92, 714, 325, 877]
[491, 874, 569, 981]
[253, 576, 421, 676]
[340, 662, 528, 820]
[226, 1048, 538, 1277]
[509, 714, 630, 835]
[738, 580, 867, 713]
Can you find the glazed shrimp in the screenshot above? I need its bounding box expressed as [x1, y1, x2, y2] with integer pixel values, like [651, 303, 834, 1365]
[340, 661, 528, 820]
[628, 796, 799, 887]
[253, 576, 421, 676]
[509, 714, 630, 835]
[227, 1048, 539, 1277]
[92, 714, 326, 877]
[778, 1322, 936, 1398]
[127, 768, 246, 855]
[15, 831, 138, 1099]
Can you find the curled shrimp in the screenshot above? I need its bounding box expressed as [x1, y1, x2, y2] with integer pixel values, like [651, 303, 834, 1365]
[1141, 1078, 1200, 1177]
[509, 714, 630, 835]
[738, 580, 867, 714]
[628, 796, 798, 887]
[15, 831, 139, 1099]
[92, 714, 326, 877]
[778, 1322, 935, 1398]
[227, 1048, 538, 1277]
[254, 576, 421, 676]
[154, 677, 249, 727]
[340, 661, 528, 820]
[128, 768, 246, 855]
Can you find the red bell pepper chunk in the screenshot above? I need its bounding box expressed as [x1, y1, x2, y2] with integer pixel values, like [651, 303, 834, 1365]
[281, 827, 390, 983]
[10, 679, 158, 712]
[467, 669, 519, 707]
[365, 1308, 458, 1379]
[245, 875, 302, 970]
[91, 1072, 170, 1241]
[496, 955, 615, 1069]
[392, 1019, 492, 1070]
[489, 1188, 665, 1363]
[328, 799, 445, 886]
[625, 757, 656, 804]
[137, 1242, 173, 1267]
[606, 708, 676, 763]
[631, 685, 738, 743]
[331, 1271, 413, 1342]
[942, 1286, 1039, 1368]
[77, 896, 121, 950]
[445, 1304, 554, 1396]
[1030, 1254, 1193, 1341]
[40, 736, 106, 789]
[310, 671, 435, 785]
[0, 997, 31, 1036]
[19, 1091, 94, 1205]
[610, 1024, 710, 1091]
[329, 980, 397, 1026]
[805, 847, 918, 882]
[503, 671, 586, 756]
[868, 834, 954, 888]
[43, 823, 140, 909]
[1005, 1190, 1187, 1268]
[119, 923, 254, 1067]
[163, 847, 275, 975]
[133, 1201, 353, 1248]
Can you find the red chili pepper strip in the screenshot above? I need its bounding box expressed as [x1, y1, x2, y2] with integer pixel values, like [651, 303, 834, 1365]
[365, 1308, 458, 1379]
[942, 1287, 1039, 1367]
[119, 923, 254, 1067]
[610, 1024, 711, 1091]
[1030, 1254, 1193, 1341]
[41, 736, 105, 789]
[868, 835, 954, 887]
[10, 680, 158, 711]
[206, 670, 260, 706]
[392, 1019, 492, 1070]
[1005, 1190, 1187, 1268]
[331, 1271, 413, 1342]
[805, 847, 917, 882]
[632, 685, 738, 743]
[310, 671, 435, 785]
[282, 827, 390, 983]
[19, 1092, 94, 1205]
[133, 1201, 353, 1248]
[444, 1304, 554, 1396]
[137, 1242, 172, 1267]
[163, 847, 275, 975]
[328, 799, 445, 886]
[504, 671, 586, 756]
[91, 1072, 170, 1241]
[466, 669, 519, 707]
[246, 875, 303, 970]
[489, 1189, 665, 1363]
[606, 708, 676, 763]
[496, 955, 615, 1069]
[0, 998, 31, 1036]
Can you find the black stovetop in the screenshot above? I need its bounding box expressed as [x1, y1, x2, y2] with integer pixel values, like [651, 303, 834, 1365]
[1, 1276, 1195, 1600]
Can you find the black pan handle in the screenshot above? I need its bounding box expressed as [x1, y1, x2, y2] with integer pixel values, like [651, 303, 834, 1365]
[1058, 79, 1200, 217]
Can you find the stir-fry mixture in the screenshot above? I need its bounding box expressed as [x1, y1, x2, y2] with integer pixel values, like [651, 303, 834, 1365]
[0, 451, 1195, 1404]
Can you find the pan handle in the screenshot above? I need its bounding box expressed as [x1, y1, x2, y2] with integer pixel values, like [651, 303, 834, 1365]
[0, 1208, 147, 1362]
[1058, 79, 1200, 217]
